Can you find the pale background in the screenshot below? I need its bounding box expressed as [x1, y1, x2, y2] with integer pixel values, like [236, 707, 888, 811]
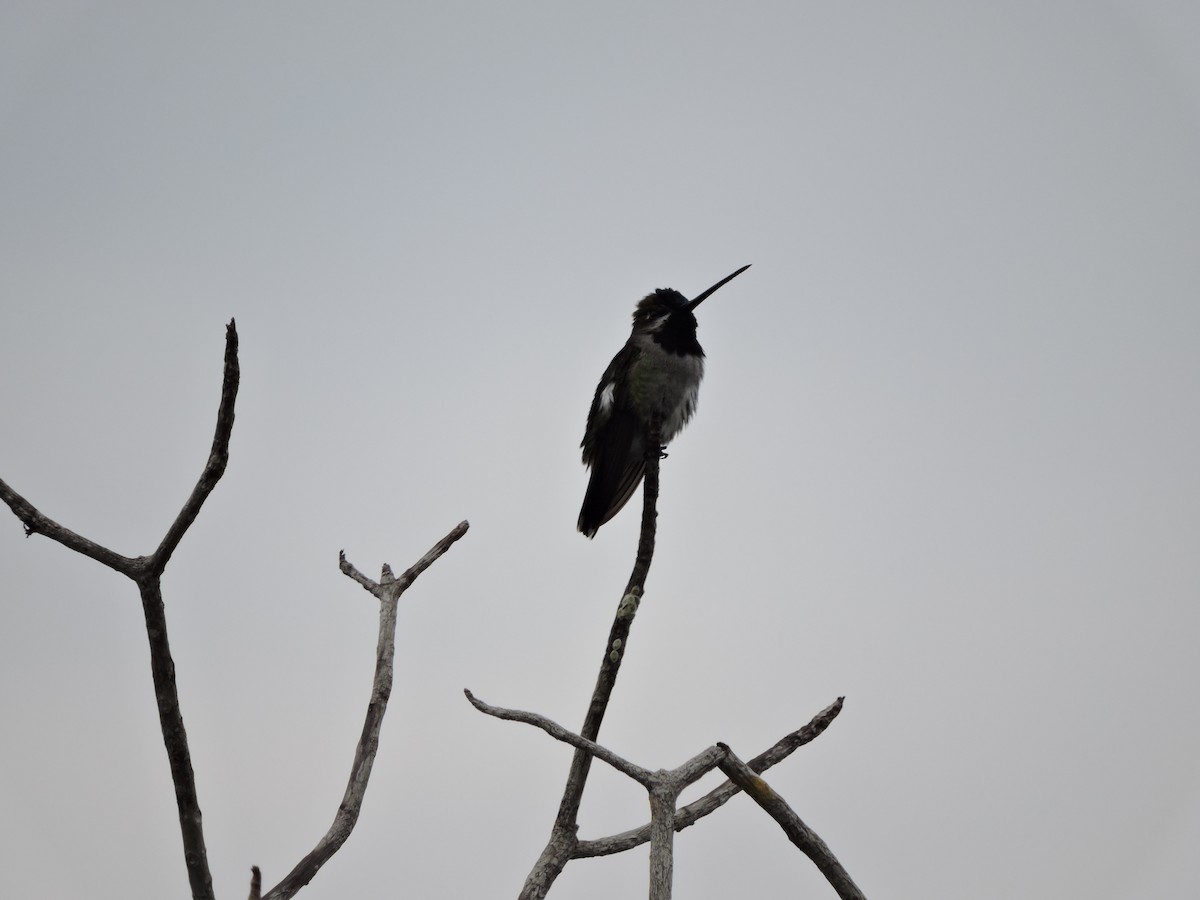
[2, 3, 1198, 898]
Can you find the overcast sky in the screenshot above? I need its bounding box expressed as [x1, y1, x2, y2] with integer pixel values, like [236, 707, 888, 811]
[2, 3, 1199, 899]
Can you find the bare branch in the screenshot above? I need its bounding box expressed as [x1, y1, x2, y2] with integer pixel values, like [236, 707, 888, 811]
[134, 578, 214, 899]
[390, 519, 471, 593]
[667, 744, 727, 791]
[470, 682, 731, 900]
[639, 746, 729, 900]
[575, 697, 844, 858]
[2, 319, 240, 587]
[0, 476, 145, 576]
[2, 323, 245, 900]
[134, 322, 241, 900]
[150, 318, 240, 575]
[647, 781, 677, 900]
[464, 690, 653, 787]
[264, 521, 469, 900]
[338, 521, 469, 602]
[339, 550, 379, 594]
[3, 323, 473, 900]
[647, 743, 732, 900]
[717, 745, 867, 900]
[519, 423, 663, 900]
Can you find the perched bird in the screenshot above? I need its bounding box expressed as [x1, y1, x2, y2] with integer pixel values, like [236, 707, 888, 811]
[577, 265, 751, 537]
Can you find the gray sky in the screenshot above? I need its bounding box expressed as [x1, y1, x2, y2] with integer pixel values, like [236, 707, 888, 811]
[2, 2, 1199, 898]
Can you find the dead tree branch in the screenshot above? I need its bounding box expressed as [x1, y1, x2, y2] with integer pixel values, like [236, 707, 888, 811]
[260, 521, 469, 900]
[150, 319, 240, 576]
[5, 322, 472, 898]
[465, 690, 654, 785]
[0, 319, 240, 900]
[575, 696, 845, 857]
[474, 689, 863, 900]
[518, 422, 663, 900]
[0, 477, 145, 573]
[466, 689, 727, 900]
[717, 744, 867, 900]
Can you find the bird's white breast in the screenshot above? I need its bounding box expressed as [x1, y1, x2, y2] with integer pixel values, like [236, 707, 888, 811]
[631, 336, 704, 443]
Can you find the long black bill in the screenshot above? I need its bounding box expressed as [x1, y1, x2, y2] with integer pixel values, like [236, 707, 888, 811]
[684, 264, 751, 312]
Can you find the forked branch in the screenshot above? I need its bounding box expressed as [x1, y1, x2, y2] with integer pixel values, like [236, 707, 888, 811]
[0, 319, 241, 900]
[574, 696, 845, 857]
[468, 690, 858, 900]
[466, 689, 727, 900]
[261, 521, 469, 900]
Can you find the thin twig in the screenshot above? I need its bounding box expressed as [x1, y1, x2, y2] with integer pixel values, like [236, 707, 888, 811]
[388, 522, 470, 592]
[464, 690, 653, 786]
[264, 521, 469, 900]
[717, 745, 867, 900]
[149, 318, 240, 576]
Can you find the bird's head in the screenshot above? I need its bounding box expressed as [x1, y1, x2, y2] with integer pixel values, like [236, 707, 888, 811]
[630, 265, 751, 351]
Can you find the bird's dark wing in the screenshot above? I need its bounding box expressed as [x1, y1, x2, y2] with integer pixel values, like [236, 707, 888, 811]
[581, 341, 637, 465]
[578, 410, 645, 537]
[578, 341, 646, 537]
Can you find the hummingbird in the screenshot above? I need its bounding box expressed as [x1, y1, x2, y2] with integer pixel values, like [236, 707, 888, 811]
[577, 265, 751, 538]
